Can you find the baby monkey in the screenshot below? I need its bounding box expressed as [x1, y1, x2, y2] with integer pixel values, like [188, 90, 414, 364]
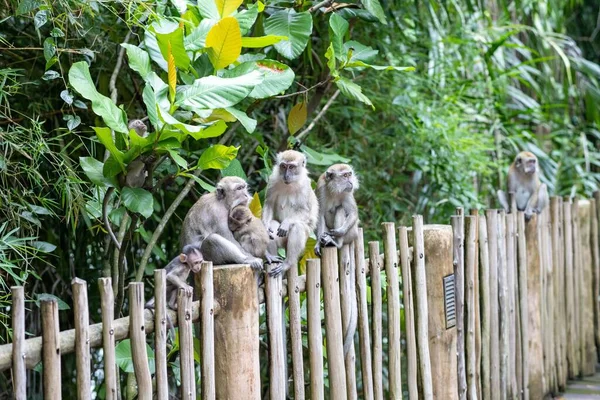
[228, 205, 270, 260]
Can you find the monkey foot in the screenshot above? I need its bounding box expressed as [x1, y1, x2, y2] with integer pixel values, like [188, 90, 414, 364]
[268, 262, 289, 277]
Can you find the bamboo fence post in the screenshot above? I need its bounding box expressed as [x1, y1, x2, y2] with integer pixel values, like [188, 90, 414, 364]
[557, 197, 568, 388]
[99, 278, 117, 400]
[485, 209, 500, 400]
[470, 209, 481, 400]
[465, 216, 478, 400]
[196, 262, 215, 399]
[369, 241, 384, 400]
[154, 269, 168, 400]
[399, 226, 418, 400]
[41, 299, 61, 399]
[178, 287, 196, 400]
[563, 197, 576, 378]
[572, 199, 582, 375]
[267, 265, 286, 400]
[550, 198, 564, 389]
[517, 212, 529, 400]
[340, 243, 357, 399]
[498, 210, 509, 399]
[307, 259, 325, 400]
[288, 260, 306, 400]
[129, 283, 152, 400]
[413, 215, 433, 399]
[382, 223, 402, 399]
[509, 194, 523, 398]
[452, 213, 467, 400]
[544, 207, 557, 391]
[479, 214, 491, 400]
[593, 192, 600, 356]
[322, 246, 348, 399]
[355, 230, 374, 400]
[11, 287, 25, 400]
[72, 278, 91, 399]
[505, 210, 518, 398]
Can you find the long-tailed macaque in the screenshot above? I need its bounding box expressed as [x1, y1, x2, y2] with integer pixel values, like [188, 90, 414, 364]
[180, 176, 263, 270]
[315, 163, 359, 356]
[497, 151, 549, 220]
[228, 205, 270, 260]
[262, 150, 319, 277]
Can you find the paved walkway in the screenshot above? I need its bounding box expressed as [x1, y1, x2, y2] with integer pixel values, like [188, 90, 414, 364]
[557, 369, 600, 399]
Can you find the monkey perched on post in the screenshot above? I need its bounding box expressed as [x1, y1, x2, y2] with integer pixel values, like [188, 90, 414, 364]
[497, 151, 549, 220]
[262, 150, 319, 277]
[228, 205, 271, 260]
[180, 176, 264, 270]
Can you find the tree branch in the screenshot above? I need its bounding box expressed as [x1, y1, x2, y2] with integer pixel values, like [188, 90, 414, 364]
[308, 0, 334, 12]
[274, 79, 331, 99]
[295, 89, 341, 141]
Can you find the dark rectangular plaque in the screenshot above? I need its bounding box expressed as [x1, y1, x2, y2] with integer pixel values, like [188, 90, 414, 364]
[443, 274, 456, 329]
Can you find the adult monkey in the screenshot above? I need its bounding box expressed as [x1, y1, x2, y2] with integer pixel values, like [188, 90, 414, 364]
[263, 150, 319, 277]
[180, 176, 264, 270]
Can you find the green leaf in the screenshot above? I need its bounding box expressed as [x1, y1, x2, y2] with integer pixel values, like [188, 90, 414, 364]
[144, 30, 168, 71]
[122, 187, 154, 219]
[287, 102, 307, 135]
[43, 37, 55, 61]
[93, 127, 125, 170]
[184, 19, 215, 51]
[198, 145, 238, 170]
[336, 7, 380, 22]
[222, 60, 294, 99]
[325, 43, 337, 77]
[189, 120, 228, 140]
[36, 293, 70, 310]
[79, 157, 119, 187]
[329, 13, 348, 60]
[225, 107, 257, 133]
[360, 0, 387, 24]
[263, 9, 313, 60]
[31, 241, 56, 253]
[168, 149, 188, 169]
[206, 17, 242, 70]
[335, 77, 373, 108]
[221, 158, 247, 179]
[175, 70, 263, 110]
[344, 40, 378, 63]
[233, 3, 259, 35]
[121, 44, 152, 80]
[241, 35, 287, 48]
[68, 62, 129, 134]
[301, 144, 351, 166]
[182, 173, 216, 192]
[155, 26, 191, 71]
[345, 60, 415, 72]
[115, 340, 156, 374]
[198, 0, 220, 20]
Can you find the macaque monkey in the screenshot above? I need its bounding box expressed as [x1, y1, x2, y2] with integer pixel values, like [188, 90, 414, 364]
[180, 176, 263, 270]
[145, 243, 203, 311]
[497, 151, 549, 220]
[262, 150, 319, 277]
[315, 163, 359, 356]
[228, 205, 271, 259]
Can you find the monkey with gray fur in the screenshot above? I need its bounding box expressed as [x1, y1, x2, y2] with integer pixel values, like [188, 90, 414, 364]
[315, 163, 359, 356]
[262, 150, 319, 277]
[180, 176, 264, 270]
[497, 151, 549, 220]
[228, 205, 272, 260]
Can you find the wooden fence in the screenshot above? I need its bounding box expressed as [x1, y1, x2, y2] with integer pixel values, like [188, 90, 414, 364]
[1, 195, 599, 399]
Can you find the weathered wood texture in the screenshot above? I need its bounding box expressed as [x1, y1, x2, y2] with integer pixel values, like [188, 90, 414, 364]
[99, 278, 117, 400]
[11, 287, 26, 400]
[307, 259, 325, 400]
[369, 241, 384, 400]
[340, 244, 357, 399]
[464, 216, 478, 400]
[288, 260, 306, 399]
[479, 214, 491, 400]
[72, 278, 91, 400]
[355, 231, 374, 400]
[129, 283, 152, 400]
[41, 299, 61, 400]
[197, 262, 215, 400]
[399, 226, 418, 400]
[154, 269, 168, 400]
[452, 214, 467, 400]
[486, 210, 500, 400]
[178, 288, 196, 400]
[517, 212, 530, 400]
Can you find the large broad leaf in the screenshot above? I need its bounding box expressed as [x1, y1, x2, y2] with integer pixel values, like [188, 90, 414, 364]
[79, 157, 119, 187]
[222, 158, 247, 180]
[225, 107, 256, 133]
[264, 10, 312, 60]
[343, 40, 378, 63]
[188, 120, 228, 140]
[241, 35, 287, 48]
[248, 192, 261, 218]
[121, 44, 152, 81]
[198, 145, 238, 170]
[329, 13, 348, 60]
[198, 0, 220, 20]
[68, 62, 129, 134]
[122, 187, 154, 219]
[335, 77, 373, 108]
[222, 60, 294, 99]
[184, 19, 215, 51]
[155, 26, 191, 71]
[206, 17, 242, 70]
[233, 3, 260, 35]
[287, 102, 307, 135]
[93, 127, 125, 171]
[301, 144, 351, 166]
[215, 0, 243, 17]
[175, 70, 263, 110]
[115, 340, 156, 374]
[144, 30, 168, 71]
[360, 0, 387, 24]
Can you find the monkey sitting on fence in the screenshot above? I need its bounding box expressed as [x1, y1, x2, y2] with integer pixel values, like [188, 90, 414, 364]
[228, 205, 271, 260]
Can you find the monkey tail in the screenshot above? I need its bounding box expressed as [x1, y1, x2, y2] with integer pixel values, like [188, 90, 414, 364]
[103, 187, 121, 250]
[343, 296, 358, 356]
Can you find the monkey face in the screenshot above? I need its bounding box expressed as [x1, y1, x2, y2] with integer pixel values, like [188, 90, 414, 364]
[228, 206, 253, 231]
[216, 177, 251, 209]
[180, 246, 203, 273]
[276, 150, 307, 184]
[325, 164, 359, 193]
[515, 152, 537, 175]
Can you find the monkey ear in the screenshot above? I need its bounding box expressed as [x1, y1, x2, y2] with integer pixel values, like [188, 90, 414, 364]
[216, 187, 225, 200]
[301, 154, 307, 167]
[326, 171, 333, 180]
[179, 253, 188, 263]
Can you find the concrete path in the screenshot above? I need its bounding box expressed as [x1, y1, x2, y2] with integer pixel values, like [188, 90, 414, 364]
[556, 370, 600, 399]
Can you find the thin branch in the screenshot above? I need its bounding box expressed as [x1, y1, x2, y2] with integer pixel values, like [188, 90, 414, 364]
[115, 214, 139, 317]
[308, 0, 334, 12]
[275, 79, 331, 99]
[0, 47, 98, 54]
[296, 89, 341, 141]
[135, 169, 203, 282]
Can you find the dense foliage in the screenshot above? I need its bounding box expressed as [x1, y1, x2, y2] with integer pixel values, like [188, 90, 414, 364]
[0, 0, 599, 397]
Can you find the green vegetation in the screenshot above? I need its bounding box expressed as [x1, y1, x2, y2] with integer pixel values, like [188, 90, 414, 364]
[0, 0, 599, 397]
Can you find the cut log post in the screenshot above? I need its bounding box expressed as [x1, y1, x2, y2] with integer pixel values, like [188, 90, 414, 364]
[505, 210, 518, 398]
[452, 213, 467, 400]
[339, 243, 357, 399]
[497, 210, 509, 399]
[72, 278, 91, 400]
[213, 265, 260, 399]
[469, 209, 482, 400]
[572, 199, 582, 375]
[355, 230, 374, 400]
[369, 241, 384, 400]
[41, 299, 61, 399]
[178, 287, 196, 400]
[485, 209, 500, 400]
[593, 192, 600, 360]
[551, 198, 565, 390]
[399, 226, 418, 400]
[196, 262, 215, 400]
[382, 223, 402, 399]
[154, 269, 168, 400]
[11, 287, 26, 400]
[266, 265, 286, 400]
[307, 259, 325, 400]
[464, 216, 478, 400]
[563, 197, 576, 378]
[479, 214, 491, 400]
[288, 260, 306, 399]
[129, 283, 152, 400]
[517, 212, 529, 400]
[322, 246, 348, 399]
[99, 278, 117, 400]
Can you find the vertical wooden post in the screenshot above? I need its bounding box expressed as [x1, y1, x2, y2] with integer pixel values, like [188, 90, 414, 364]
[505, 210, 518, 398]
[478, 215, 491, 400]
[469, 209, 482, 400]
[267, 265, 286, 400]
[497, 211, 509, 399]
[213, 265, 260, 399]
[382, 223, 402, 398]
[11, 287, 26, 400]
[572, 199, 582, 375]
[551, 198, 564, 389]
[129, 283, 152, 400]
[154, 269, 168, 400]
[485, 209, 500, 400]
[369, 241, 384, 400]
[517, 212, 529, 400]
[593, 192, 600, 358]
[41, 299, 61, 399]
[465, 216, 478, 400]
[99, 278, 117, 400]
[339, 244, 357, 399]
[399, 226, 418, 400]
[72, 278, 91, 399]
[563, 197, 576, 378]
[307, 259, 325, 400]
[288, 261, 306, 399]
[452, 213, 467, 400]
[543, 207, 557, 391]
[178, 288, 196, 400]
[556, 197, 568, 388]
[196, 262, 215, 400]
[355, 230, 374, 400]
[322, 246, 348, 399]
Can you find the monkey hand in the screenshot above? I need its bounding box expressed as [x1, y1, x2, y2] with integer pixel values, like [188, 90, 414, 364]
[268, 261, 291, 277]
[319, 232, 338, 247]
[265, 252, 283, 264]
[277, 220, 291, 237]
[245, 256, 264, 271]
[314, 242, 322, 257]
[183, 284, 193, 297]
[328, 228, 345, 237]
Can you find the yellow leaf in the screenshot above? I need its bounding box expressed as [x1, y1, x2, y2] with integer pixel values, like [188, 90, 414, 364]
[206, 17, 242, 70]
[167, 42, 176, 102]
[257, 1, 265, 12]
[215, 0, 243, 17]
[205, 109, 237, 123]
[241, 35, 288, 48]
[249, 192, 262, 218]
[287, 102, 307, 135]
[299, 236, 317, 274]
